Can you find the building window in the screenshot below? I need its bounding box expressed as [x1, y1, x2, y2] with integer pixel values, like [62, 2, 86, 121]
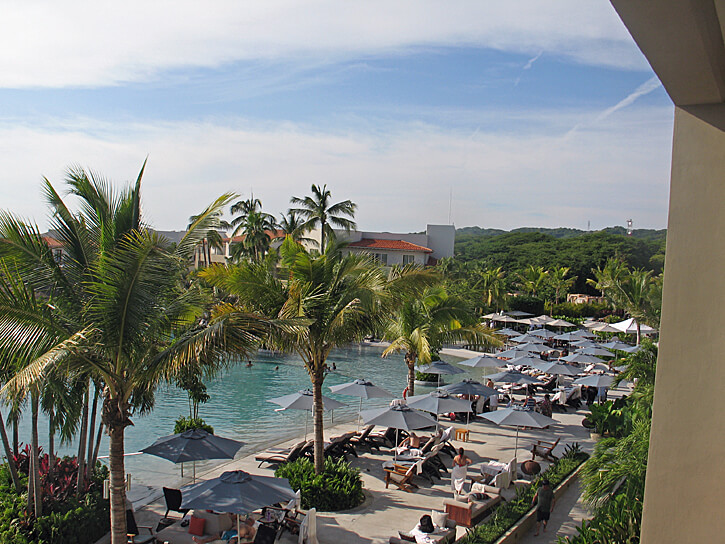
[402, 254, 415, 265]
[373, 253, 388, 265]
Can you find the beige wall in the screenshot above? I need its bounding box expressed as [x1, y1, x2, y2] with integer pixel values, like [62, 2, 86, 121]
[641, 104, 725, 542]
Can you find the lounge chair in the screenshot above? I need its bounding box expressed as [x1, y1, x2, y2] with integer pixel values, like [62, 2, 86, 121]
[255, 440, 307, 467]
[384, 463, 418, 492]
[162, 487, 189, 519]
[126, 508, 155, 544]
[369, 427, 402, 449]
[284, 507, 318, 544]
[350, 424, 382, 452]
[324, 432, 358, 460]
[531, 437, 561, 462]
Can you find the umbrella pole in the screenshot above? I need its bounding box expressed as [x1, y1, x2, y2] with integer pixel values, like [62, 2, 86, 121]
[181, 462, 184, 478]
[394, 429, 399, 462]
[193, 460, 196, 482]
[515, 427, 519, 459]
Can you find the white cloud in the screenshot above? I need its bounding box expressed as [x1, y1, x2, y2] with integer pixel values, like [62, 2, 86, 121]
[0, 104, 673, 234]
[0, 1, 645, 88]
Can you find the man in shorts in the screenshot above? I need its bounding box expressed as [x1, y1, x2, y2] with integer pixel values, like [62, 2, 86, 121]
[532, 479, 555, 536]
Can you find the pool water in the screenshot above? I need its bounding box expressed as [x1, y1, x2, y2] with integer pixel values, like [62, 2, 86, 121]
[15, 345, 481, 488]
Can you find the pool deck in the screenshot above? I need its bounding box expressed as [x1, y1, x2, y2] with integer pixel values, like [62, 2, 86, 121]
[130, 376, 606, 543]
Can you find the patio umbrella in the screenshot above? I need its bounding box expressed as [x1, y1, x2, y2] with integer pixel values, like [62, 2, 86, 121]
[481, 407, 557, 457]
[547, 318, 576, 328]
[531, 361, 582, 376]
[515, 342, 549, 353]
[268, 389, 347, 439]
[589, 323, 622, 333]
[510, 334, 546, 344]
[505, 311, 533, 317]
[496, 327, 522, 337]
[328, 379, 393, 431]
[492, 314, 520, 323]
[360, 403, 438, 459]
[486, 370, 540, 400]
[181, 469, 296, 538]
[406, 390, 473, 415]
[458, 354, 503, 369]
[577, 346, 615, 358]
[417, 360, 465, 386]
[530, 329, 557, 339]
[495, 347, 534, 359]
[560, 353, 604, 365]
[620, 344, 642, 353]
[441, 379, 498, 397]
[508, 355, 545, 367]
[482, 312, 502, 319]
[601, 340, 634, 351]
[141, 429, 244, 481]
[610, 318, 658, 335]
[574, 374, 614, 388]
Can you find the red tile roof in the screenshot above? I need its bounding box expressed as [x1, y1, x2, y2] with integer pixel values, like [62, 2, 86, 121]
[347, 238, 432, 253]
[43, 236, 63, 249]
[224, 229, 286, 243]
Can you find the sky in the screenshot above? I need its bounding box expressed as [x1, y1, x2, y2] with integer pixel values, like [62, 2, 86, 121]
[0, 1, 674, 233]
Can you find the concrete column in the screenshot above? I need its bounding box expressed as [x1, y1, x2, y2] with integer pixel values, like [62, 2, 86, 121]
[642, 104, 725, 542]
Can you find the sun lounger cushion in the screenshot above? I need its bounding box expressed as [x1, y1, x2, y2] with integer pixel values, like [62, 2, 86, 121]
[188, 516, 205, 536]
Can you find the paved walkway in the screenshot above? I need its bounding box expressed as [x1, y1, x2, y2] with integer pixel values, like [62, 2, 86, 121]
[517, 480, 591, 544]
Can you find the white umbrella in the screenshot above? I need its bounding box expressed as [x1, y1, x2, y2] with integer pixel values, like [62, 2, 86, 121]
[574, 374, 614, 388]
[458, 354, 503, 369]
[481, 407, 557, 457]
[578, 346, 615, 358]
[496, 327, 521, 337]
[505, 311, 534, 317]
[589, 323, 622, 333]
[560, 353, 604, 365]
[531, 361, 582, 376]
[360, 403, 438, 459]
[548, 318, 576, 327]
[268, 389, 347, 440]
[610, 318, 658, 335]
[329, 379, 393, 431]
[529, 329, 557, 339]
[510, 334, 546, 344]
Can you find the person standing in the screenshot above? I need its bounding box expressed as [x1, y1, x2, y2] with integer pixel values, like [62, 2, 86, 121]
[451, 448, 473, 495]
[532, 479, 555, 536]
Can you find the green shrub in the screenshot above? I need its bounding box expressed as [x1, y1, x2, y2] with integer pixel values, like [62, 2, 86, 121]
[415, 371, 437, 382]
[458, 450, 589, 544]
[174, 416, 214, 434]
[275, 457, 364, 512]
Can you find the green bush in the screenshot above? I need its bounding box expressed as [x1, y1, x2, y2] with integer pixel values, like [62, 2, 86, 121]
[415, 371, 437, 382]
[0, 463, 110, 543]
[275, 457, 364, 512]
[458, 450, 589, 544]
[174, 416, 214, 434]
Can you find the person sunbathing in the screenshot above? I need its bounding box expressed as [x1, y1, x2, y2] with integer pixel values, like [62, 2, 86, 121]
[192, 516, 256, 544]
[399, 432, 421, 449]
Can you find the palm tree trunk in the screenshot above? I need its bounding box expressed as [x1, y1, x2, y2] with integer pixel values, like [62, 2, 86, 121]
[48, 407, 55, 480]
[91, 421, 103, 472]
[12, 415, 18, 458]
[636, 322, 641, 345]
[108, 422, 128, 544]
[406, 352, 417, 397]
[87, 385, 99, 478]
[311, 370, 325, 474]
[30, 390, 42, 517]
[76, 386, 89, 494]
[0, 408, 21, 493]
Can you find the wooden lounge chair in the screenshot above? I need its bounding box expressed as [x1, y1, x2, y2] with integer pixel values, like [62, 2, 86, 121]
[324, 432, 358, 460]
[350, 425, 380, 451]
[255, 440, 307, 467]
[531, 438, 560, 462]
[126, 508, 155, 544]
[384, 463, 418, 492]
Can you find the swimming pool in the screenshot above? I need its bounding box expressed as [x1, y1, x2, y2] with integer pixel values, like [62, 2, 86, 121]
[15, 344, 481, 488]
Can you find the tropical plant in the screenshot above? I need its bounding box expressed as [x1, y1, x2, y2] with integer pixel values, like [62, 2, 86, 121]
[0, 165, 270, 543]
[201, 242, 388, 474]
[474, 266, 507, 312]
[275, 457, 364, 511]
[549, 266, 577, 304]
[516, 265, 548, 297]
[382, 284, 502, 396]
[289, 184, 356, 250]
[278, 210, 316, 245]
[173, 416, 214, 434]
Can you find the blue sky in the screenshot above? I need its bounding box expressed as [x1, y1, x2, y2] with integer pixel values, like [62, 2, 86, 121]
[0, 1, 673, 232]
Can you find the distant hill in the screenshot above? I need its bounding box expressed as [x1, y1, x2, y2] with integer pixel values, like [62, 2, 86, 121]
[456, 225, 667, 241]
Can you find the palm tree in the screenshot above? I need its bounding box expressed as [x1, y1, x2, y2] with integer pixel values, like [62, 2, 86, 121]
[0, 166, 268, 544]
[548, 266, 577, 305]
[475, 266, 507, 312]
[383, 285, 502, 396]
[279, 210, 316, 245]
[289, 184, 356, 250]
[201, 242, 387, 473]
[516, 265, 548, 297]
[229, 196, 262, 235]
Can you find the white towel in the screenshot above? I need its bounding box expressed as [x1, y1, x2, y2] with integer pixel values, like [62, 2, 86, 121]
[451, 464, 467, 494]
